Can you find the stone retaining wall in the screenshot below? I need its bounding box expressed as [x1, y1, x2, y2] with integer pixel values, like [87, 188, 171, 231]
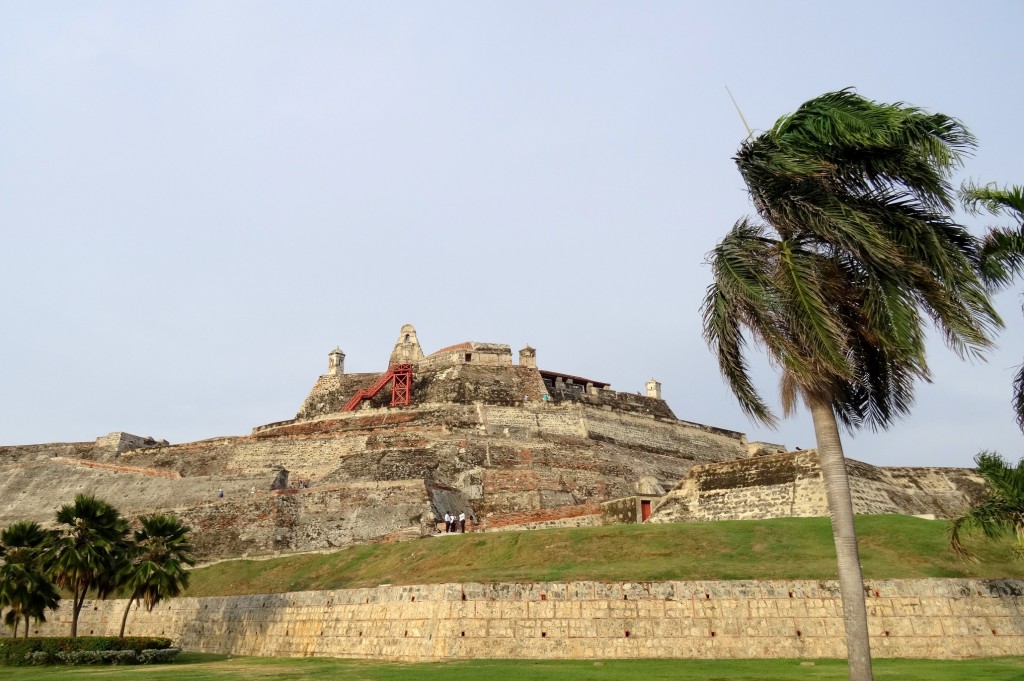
[20, 579, 1024, 660]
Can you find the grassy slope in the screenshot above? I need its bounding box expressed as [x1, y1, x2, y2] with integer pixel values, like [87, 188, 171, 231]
[184, 515, 1024, 597]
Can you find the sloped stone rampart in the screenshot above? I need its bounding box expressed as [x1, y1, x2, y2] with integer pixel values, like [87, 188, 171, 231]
[19, 579, 1024, 660]
[1, 399, 747, 561]
[52, 457, 182, 479]
[652, 451, 986, 523]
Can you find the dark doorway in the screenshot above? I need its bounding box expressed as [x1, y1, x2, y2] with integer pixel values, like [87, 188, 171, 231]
[640, 499, 652, 522]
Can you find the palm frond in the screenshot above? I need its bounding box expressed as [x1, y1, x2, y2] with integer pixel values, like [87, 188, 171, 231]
[962, 182, 1024, 220]
[774, 240, 851, 380]
[701, 220, 785, 427]
[950, 451, 1024, 557]
[1013, 362, 1024, 432]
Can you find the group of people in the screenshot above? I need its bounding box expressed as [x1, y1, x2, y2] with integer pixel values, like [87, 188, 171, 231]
[442, 511, 467, 533]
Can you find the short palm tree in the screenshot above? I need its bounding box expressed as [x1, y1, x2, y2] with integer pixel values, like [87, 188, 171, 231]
[950, 451, 1024, 556]
[0, 521, 60, 639]
[962, 182, 1024, 430]
[47, 494, 131, 638]
[704, 90, 1000, 681]
[118, 514, 194, 637]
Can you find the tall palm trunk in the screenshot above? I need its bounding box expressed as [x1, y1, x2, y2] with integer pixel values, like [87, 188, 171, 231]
[70, 584, 86, 638]
[119, 596, 136, 638]
[809, 395, 873, 681]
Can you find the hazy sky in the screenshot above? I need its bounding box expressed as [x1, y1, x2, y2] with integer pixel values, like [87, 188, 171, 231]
[2, 2, 1021, 468]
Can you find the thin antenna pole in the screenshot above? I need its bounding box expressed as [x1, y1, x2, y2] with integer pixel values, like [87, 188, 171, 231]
[725, 86, 754, 141]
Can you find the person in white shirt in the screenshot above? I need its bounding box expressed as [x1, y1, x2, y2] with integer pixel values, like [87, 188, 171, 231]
[459, 512, 466, 533]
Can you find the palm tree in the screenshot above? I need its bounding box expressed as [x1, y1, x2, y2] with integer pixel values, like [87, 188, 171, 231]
[0, 521, 61, 639]
[117, 514, 194, 637]
[962, 183, 1024, 430]
[950, 451, 1024, 556]
[47, 494, 130, 638]
[704, 89, 1001, 681]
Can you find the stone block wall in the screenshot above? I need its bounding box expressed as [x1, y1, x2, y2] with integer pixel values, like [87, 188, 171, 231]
[601, 496, 661, 524]
[602, 497, 639, 525]
[20, 579, 1024, 660]
[583, 410, 745, 459]
[651, 451, 987, 523]
[547, 385, 678, 419]
[94, 432, 167, 455]
[419, 343, 514, 369]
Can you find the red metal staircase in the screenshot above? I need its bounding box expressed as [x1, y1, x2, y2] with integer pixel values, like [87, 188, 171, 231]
[341, 364, 413, 412]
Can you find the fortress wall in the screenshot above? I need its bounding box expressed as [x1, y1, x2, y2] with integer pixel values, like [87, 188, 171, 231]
[651, 452, 827, 522]
[844, 461, 987, 519]
[651, 452, 985, 523]
[176, 481, 433, 558]
[581, 410, 747, 462]
[370, 365, 547, 407]
[0, 460, 269, 527]
[0, 441, 103, 465]
[22, 579, 1024, 660]
[482, 405, 588, 439]
[0, 455, 433, 561]
[296, 373, 382, 420]
[482, 503, 604, 530]
[418, 343, 513, 369]
[480, 405, 747, 467]
[546, 386, 678, 419]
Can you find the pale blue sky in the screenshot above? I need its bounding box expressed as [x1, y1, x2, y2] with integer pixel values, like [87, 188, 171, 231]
[1, 2, 1021, 467]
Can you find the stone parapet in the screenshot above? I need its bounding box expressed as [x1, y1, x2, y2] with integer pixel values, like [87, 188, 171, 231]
[19, 579, 1024, 660]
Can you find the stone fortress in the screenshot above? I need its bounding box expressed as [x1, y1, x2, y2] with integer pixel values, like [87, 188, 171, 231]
[7, 324, 1021, 662]
[0, 324, 987, 563]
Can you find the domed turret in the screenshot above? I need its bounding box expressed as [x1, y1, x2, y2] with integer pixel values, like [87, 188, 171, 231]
[327, 348, 345, 375]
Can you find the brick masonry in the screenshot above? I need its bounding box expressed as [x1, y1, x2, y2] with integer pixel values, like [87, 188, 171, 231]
[17, 579, 1024, 660]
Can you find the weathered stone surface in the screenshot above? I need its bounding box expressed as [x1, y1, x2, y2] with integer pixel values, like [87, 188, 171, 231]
[17, 579, 1024, 661]
[0, 329, 994, 564]
[651, 450, 986, 522]
[0, 363, 747, 561]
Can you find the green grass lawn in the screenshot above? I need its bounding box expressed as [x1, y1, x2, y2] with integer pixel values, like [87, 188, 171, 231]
[184, 515, 1024, 597]
[4, 654, 1024, 680]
